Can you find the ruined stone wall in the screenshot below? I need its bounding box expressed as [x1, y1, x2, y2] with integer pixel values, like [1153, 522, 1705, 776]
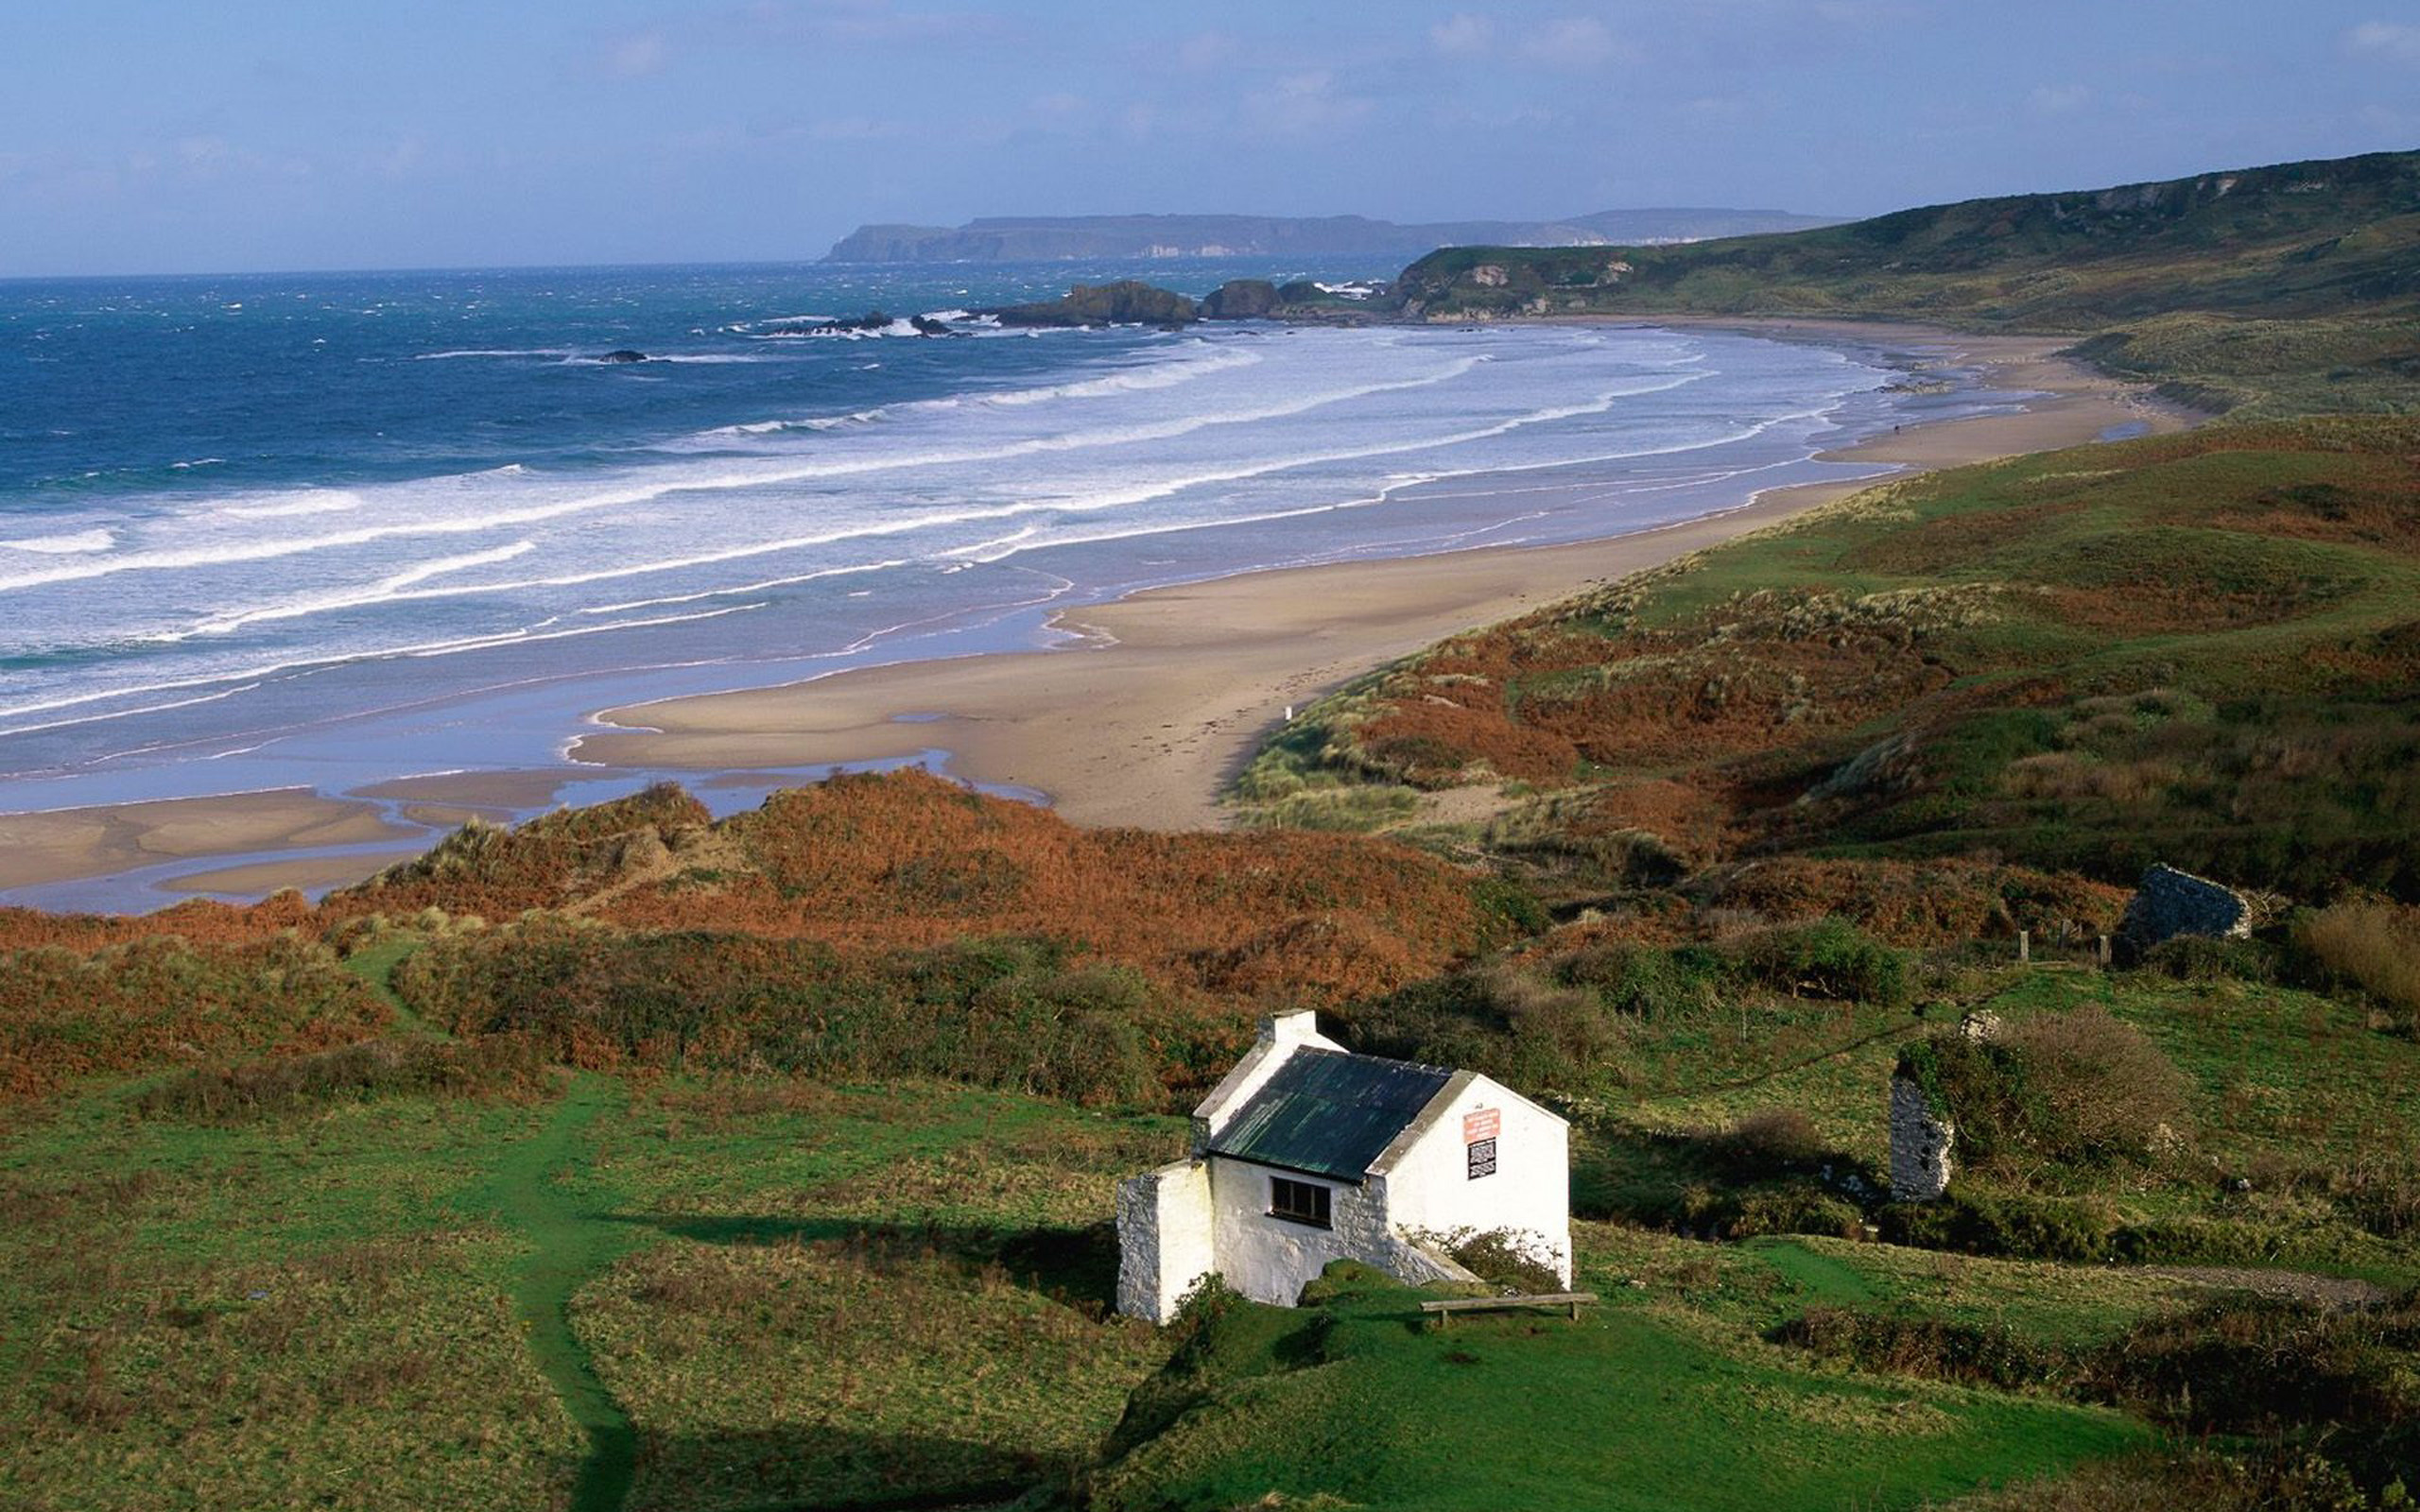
[1889, 1074, 1955, 1202]
[2118, 863, 2252, 951]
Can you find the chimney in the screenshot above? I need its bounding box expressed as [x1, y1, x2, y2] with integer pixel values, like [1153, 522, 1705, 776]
[1261, 1009, 1322, 1046]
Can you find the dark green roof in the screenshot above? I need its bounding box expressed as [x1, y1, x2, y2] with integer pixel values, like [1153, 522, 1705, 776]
[1207, 1049, 1454, 1182]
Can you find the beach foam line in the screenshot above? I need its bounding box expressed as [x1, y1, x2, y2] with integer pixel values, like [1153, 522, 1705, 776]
[0, 601, 769, 735]
[182, 541, 541, 637]
[0, 355, 1515, 596]
[1, 528, 115, 555]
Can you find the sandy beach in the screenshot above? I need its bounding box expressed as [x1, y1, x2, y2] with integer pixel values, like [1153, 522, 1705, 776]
[574, 326, 2193, 831]
[0, 323, 2194, 901]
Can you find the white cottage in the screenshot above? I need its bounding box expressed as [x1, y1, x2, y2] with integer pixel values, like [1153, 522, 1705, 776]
[1115, 1010, 1571, 1323]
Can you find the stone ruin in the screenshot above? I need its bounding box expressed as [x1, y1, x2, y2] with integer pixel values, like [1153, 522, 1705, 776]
[1888, 1074, 1955, 1202]
[2117, 863, 2253, 954]
[1887, 1011, 1998, 1203]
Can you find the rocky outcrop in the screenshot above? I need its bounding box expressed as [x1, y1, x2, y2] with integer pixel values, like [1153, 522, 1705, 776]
[1201, 279, 1279, 319]
[2118, 864, 2253, 953]
[990, 281, 1199, 328]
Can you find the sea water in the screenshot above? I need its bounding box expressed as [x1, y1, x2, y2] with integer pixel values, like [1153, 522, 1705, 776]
[0, 260, 2024, 904]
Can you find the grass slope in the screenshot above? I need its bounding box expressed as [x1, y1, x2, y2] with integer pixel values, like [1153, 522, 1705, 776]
[1082, 1268, 2143, 1512]
[1238, 418, 2420, 903]
[1392, 148, 2420, 413]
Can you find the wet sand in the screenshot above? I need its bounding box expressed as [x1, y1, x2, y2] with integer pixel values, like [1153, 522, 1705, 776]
[0, 788, 417, 894]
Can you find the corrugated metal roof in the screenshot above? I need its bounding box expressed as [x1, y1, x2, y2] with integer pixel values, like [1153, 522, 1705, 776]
[1207, 1048, 1454, 1182]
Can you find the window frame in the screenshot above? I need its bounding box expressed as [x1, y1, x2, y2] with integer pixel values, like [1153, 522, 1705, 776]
[1267, 1175, 1333, 1229]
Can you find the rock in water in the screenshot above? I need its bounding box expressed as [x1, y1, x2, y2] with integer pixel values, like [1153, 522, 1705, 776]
[598, 350, 648, 364]
[1201, 279, 1280, 319]
[989, 281, 1199, 328]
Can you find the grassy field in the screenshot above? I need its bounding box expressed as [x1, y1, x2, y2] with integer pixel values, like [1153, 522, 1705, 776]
[0, 1047, 1184, 1512]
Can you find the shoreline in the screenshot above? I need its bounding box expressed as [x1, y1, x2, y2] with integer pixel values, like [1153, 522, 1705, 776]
[571, 326, 2192, 832]
[0, 322, 2196, 904]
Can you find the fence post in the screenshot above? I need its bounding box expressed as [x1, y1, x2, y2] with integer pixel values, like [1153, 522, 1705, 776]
[2018, 929, 2031, 964]
[2097, 935, 2112, 968]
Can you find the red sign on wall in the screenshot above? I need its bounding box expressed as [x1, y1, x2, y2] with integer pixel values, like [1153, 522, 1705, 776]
[1462, 1108, 1500, 1143]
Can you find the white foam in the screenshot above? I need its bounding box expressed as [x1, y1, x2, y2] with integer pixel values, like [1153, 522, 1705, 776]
[183, 541, 541, 637]
[218, 490, 362, 521]
[2, 528, 114, 555]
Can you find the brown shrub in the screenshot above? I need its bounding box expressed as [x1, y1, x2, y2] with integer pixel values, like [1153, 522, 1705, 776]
[2296, 902, 2420, 1026]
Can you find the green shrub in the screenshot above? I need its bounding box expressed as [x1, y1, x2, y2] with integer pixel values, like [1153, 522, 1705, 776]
[1726, 919, 1909, 1005]
[1876, 1191, 2118, 1261]
[1773, 1306, 2067, 1393]
[1555, 941, 1724, 1018]
[133, 1036, 554, 1123]
[1344, 961, 1625, 1092]
[1724, 1182, 1864, 1240]
[2140, 934, 2277, 984]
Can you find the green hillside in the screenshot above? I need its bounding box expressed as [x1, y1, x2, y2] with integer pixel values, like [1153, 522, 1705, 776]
[1394, 149, 2420, 413]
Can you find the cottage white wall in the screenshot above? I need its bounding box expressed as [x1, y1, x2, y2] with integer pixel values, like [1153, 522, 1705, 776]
[1202, 1156, 1430, 1307]
[1376, 1075, 1572, 1286]
[1115, 1160, 1216, 1324]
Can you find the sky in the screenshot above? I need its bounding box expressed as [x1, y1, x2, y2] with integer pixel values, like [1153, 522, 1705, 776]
[2, 0, 2416, 276]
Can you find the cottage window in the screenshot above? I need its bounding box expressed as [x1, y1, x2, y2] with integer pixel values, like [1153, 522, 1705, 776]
[1269, 1176, 1332, 1228]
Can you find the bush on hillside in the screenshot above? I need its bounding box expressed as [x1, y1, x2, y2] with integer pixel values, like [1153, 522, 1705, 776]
[134, 1035, 555, 1123]
[1342, 960, 1626, 1092]
[1725, 918, 1909, 1005]
[1552, 940, 1725, 1018]
[1876, 1190, 2119, 1261]
[2139, 934, 2277, 984]
[394, 920, 1191, 1107]
[2295, 901, 2420, 1030]
[1897, 1005, 2188, 1170]
[0, 935, 389, 1102]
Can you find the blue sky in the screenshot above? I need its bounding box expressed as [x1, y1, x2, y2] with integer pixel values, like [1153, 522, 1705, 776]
[3, 1, 2415, 275]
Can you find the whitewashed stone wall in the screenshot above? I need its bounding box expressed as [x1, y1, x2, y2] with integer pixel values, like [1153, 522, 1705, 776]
[1115, 1160, 1216, 1324]
[1888, 1074, 1955, 1202]
[1374, 1074, 1573, 1286]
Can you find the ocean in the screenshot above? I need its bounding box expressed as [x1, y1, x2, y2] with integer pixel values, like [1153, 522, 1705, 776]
[0, 259, 2026, 907]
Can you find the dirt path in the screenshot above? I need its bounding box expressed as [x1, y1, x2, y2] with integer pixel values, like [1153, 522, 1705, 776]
[2148, 1265, 2392, 1308]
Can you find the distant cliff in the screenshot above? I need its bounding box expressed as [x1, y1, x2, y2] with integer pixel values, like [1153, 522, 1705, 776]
[821, 209, 1839, 264]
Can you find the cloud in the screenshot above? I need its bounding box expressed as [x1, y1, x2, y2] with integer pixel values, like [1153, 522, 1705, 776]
[1239, 70, 1374, 138]
[2027, 82, 2091, 115]
[2345, 20, 2420, 64]
[727, 0, 1010, 48]
[1429, 13, 1494, 57]
[603, 30, 671, 78]
[1176, 30, 1241, 70]
[1515, 16, 1625, 69]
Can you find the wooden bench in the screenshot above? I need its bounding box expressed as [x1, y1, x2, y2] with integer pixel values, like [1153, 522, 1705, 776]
[1420, 1291, 1599, 1327]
